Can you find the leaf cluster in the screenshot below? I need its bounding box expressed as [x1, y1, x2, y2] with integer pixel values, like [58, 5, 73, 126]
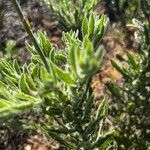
[0, 12, 116, 149]
[107, 15, 150, 150]
[104, 0, 141, 22]
[42, 0, 102, 36]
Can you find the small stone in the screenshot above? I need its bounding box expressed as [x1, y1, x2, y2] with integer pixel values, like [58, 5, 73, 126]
[24, 145, 32, 150]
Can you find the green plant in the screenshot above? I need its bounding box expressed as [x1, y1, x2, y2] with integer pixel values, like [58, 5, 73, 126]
[104, 0, 141, 23]
[42, 0, 102, 38]
[81, 13, 109, 49]
[0, 40, 17, 60]
[106, 2, 150, 148]
[0, 0, 117, 149]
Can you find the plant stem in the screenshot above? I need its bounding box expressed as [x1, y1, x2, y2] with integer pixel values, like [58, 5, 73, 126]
[11, 0, 50, 72]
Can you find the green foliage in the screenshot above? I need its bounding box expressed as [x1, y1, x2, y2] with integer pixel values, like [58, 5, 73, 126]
[0, 40, 17, 60]
[0, 10, 116, 149]
[42, 0, 102, 35]
[104, 0, 141, 22]
[0, 59, 42, 120]
[107, 17, 150, 149]
[119, 0, 140, 21]
[81, 13, 109, 48]
[141, 0, 150, 22]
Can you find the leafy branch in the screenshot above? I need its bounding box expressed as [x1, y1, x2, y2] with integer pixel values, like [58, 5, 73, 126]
[0, 1, 117, 149]
[11, 0, 50, 72]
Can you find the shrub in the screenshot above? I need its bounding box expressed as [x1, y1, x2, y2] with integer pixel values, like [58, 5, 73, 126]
[42, 0, 102, 38]
[104, 0, 141, 23]
[107, 1, 150, 149]
[0, 1, 116, 149]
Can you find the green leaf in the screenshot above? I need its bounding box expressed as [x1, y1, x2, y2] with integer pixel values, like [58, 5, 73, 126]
[26, 75, 36, 91]
[83, 115, 104, 139]
[89, 13, 95, 36]
[32, 55, 43, 64]
[0, 81, 7, 89]
[82, 16, 89, 37]
[54, 53, 67, 66]
[83, 36, 93, 55]
[106, 82, 121, 98]
[12, 102, 33, 110]
[0, 100, 10, 108]
[93, 26, 104, 46]
[1, 60, 14, 72]
[40, 66, 52, 82]
[23, 63, 29, 74]
[0, 89, 11, 100]
[0, 60, 15, 77]
[13, 60, 21, 75]
[94, 46, 105, 61]
[126, 51, 138, 70]
[31, 64, 39, 79]
[92, 131, 115, 149]
[98, 15, 105, 29]
[26, 44, 37, 55]
[96, 96, 108, 119]
[54, 63, 75, 86]
[69, 44, 78, 78]
[49, 61, 57, 83]
[38, 31, 52, 57]
[5, 77, 18, 89]
[111, 60, 129, 78]
[14, 92, 39, 102]
[47, 131, 75, 149]
[65, 32, 79, 45]
[2, 71, 18, 84]
[19, 74, 31, 94]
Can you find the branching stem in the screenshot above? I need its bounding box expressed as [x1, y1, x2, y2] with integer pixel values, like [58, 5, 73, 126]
[11, 0, 50, 72]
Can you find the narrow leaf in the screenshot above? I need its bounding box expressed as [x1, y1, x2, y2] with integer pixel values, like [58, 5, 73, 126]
[13, 60, 21, 75]
[126, 51, 138, 70]
[111, 60, 129, 78]
[54, 64, 75, 85]
[69, 44, 78, 78]
[82, 16, 89, 37]
[19, 74, 31, 94]
[89, 13, 95, 36]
